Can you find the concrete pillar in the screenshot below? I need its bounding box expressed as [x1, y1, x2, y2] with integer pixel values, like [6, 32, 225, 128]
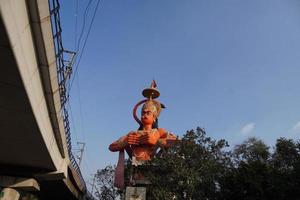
[0, 176, 40, 200]
[0, 187, 20, 200]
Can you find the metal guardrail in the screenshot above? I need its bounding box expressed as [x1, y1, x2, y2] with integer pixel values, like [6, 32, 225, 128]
[48, 0, 87, 192]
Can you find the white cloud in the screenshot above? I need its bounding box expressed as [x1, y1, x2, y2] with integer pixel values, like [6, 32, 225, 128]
[240, 123, 255, 136]
[291, 121, 300, 134]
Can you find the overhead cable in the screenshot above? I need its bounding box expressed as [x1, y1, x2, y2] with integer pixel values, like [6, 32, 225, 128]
[69, 0, 101, 93]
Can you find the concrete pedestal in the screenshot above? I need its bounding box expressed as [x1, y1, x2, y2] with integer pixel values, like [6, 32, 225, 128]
[125, 187, 146, 200]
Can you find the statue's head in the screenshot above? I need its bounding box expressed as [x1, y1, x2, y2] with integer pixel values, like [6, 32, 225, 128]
[141, 100, 161, 126]
[133, 81, 165, 129]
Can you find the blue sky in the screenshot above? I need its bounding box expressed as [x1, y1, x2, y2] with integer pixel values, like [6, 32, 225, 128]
[59, 0, 300, 183]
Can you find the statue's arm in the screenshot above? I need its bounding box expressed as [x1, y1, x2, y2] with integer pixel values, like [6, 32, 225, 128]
[139, 128, 169, 146]
[109, 131, 140, 152]
[139, 130, 161, 145]
[157, 128, 177, 148]
[108, 135, 128, 152]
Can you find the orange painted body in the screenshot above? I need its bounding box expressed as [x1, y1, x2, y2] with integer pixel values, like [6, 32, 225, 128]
[109, 107, 176, 161]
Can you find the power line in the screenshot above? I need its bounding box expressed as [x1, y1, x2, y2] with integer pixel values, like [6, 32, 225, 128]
[83, 158, 94, 181]
[74, 0, 79, 50]
[75, 0, 93, 53]
[76, 75, 86, 142]
[69, 0, 101, 93]
[84, 145, 98, 171]
[64, 1, 101, 188]
[68, 0, 96, 150]
[67, 100, 79, 142]
[50, 0, 87, 190]
[67, 76, 87, 144]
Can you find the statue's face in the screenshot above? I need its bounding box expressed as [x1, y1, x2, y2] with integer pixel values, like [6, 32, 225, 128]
[141, 108, 155, 126]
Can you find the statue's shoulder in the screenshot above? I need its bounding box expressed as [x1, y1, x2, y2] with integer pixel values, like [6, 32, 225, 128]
[157, 128, 166, 133]
[157, 128, 167, 137]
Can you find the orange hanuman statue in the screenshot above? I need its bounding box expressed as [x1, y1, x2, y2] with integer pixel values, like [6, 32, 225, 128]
[108, 81, 176, 189]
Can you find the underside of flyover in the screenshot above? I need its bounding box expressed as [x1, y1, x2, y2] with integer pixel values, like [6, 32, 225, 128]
[0, 11, 56, 175]
[0, 13, 82, 200]
[38, 180, 80, 200]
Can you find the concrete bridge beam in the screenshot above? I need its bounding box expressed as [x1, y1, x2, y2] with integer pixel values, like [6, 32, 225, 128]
[0, 0, 67, 173]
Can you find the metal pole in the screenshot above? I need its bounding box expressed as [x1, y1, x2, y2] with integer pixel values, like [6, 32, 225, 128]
[91, 173, 96, 195]
[77, 142, 86, 167]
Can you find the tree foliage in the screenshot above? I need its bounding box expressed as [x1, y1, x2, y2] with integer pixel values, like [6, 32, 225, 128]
[95, 165, 120, 200]
[97, 128, 300, 200]
[146, 127, 230, 199]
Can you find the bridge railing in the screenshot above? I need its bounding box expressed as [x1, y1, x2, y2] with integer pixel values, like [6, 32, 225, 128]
[48, 0, 87, 192]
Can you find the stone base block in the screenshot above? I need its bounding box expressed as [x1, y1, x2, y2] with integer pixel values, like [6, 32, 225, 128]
[125, 186, 146, 200]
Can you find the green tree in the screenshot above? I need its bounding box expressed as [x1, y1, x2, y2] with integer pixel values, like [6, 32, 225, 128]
[145, 127, 230, 200]
[233, 137, 270, 164]
[95, 165, 120, 200]
[219, 137, 272, 200]
[268, 138, 300, 199]
[272, 138, 300, 171]
[98, 131, 300, 200]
